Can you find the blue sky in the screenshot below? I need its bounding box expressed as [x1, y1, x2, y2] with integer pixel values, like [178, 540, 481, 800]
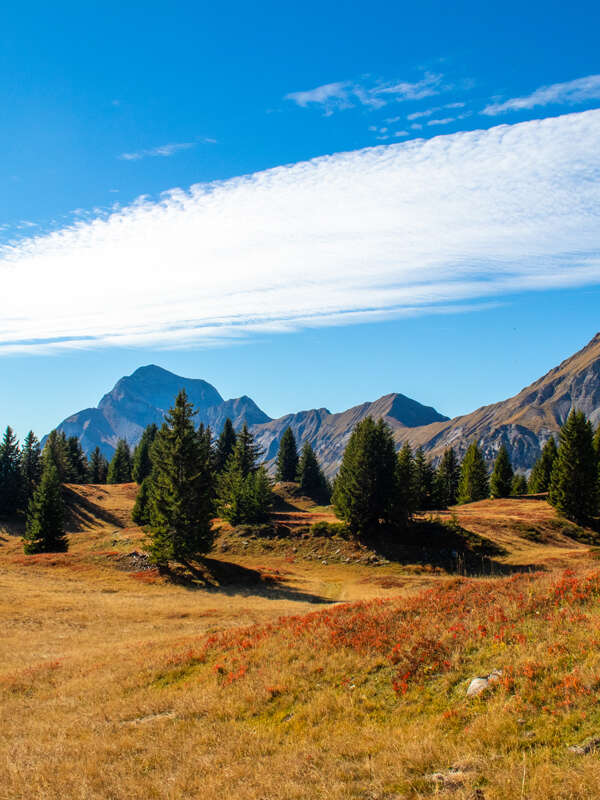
[1, 0, 600, 440]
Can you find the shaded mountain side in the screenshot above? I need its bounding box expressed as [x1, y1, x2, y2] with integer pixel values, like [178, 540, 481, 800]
[393, 332, 600, 471]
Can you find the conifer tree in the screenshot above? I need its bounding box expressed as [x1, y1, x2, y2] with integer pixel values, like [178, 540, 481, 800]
[457, 442, 489, 504]
[229, 423, 262, 477]
[511, 474, 528, 496]
[434, 447, 460, 508]
[42, 430, 71, 482]
[396, 443, 415, 522]
[23, 463, 67, 553]
[132, 423, 157, 484]
[0, 426, 22, 517]
[107, 439, 132, 484]
[332, 417, 398, 537]
[147, 390, 214, 565]
[490, 444, 514, 498]
[528, 437, 558, 493]
[67, 436, 88, 483]
[549, 410, 598, 523]
[217, 424, 273, 524]
[88, 447, 109, 483]
[276, 427, 299, 482]
[132, 476, 152, 525]
[412, 447, 435, 510]
[20, 431, 42, 506]
[214, 418, 237, 473]
[297, 442, 330, 503]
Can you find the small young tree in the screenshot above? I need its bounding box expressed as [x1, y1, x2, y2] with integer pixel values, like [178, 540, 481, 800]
[132, 424, 158, 484]
[20, 431, 42, 506]
[457, 442, 489, 504]
[88, 447, 109, 483]
[549, 410, 598, 523]
[214, 418, 237, 473]
[528, 437, 558, 493]
[297, 442, 330, 503]
[23, 463, 67, 554]
[490, 444, 514, 498]
[511, 474, 528, 496]
[107, 439, 132, 484]
[132, 476, 152, 525]
[434, 447, 460, 508]
[276, 427, 299, 482]
[0, 426, 21, 517]
[147, 390, 214, 565]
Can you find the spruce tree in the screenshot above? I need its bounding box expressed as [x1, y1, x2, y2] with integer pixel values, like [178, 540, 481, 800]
[88, 447, 109, 483]
[132, 423, 157, 484]
[396, 443, 415, 522]
[528, 437, 558, 493]
[23, 463, 67, 553]
[511, 474, 528, 496]
[435, 447, 460, 508]
[276, 427, 299, 482]
[132, 476, 152, 525]
[457, 442, 489, 504]
[147, 390, 214, 565]
[214, 418, 237, 473]
[297, 442, 330, 503]
[107, 440, 132, 484]
[0, 426, 22, 517]
[412, 447, 435, 510]
[20, 431, 42, 506]
[332, 417, 398, 537]
[217, 424, 272, 524]
[67, 436, 88, 483]
[229, 423, 262, 477]
[549, 410, 598, 523]
[490, 444, 514, 498]
[42, 430, 71, 482]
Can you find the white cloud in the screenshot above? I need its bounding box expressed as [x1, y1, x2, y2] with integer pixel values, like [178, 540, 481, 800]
[2, 110, 600, 355]
[483, 74, 600, 115]
[119, 142, 197, 161]
[426, 117, 456, 126]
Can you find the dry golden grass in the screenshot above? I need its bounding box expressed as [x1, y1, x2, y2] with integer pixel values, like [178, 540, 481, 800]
[2, 485, 600, 798]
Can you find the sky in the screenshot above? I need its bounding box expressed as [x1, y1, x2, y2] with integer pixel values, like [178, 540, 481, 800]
[1, 0, 600, 440]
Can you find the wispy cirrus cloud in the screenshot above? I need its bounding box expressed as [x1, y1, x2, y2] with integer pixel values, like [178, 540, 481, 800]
[1, 110, 600, 355]
[118, 140, 216, 161]
[483, 74, 600, 116]
[285, 72, 444, 115]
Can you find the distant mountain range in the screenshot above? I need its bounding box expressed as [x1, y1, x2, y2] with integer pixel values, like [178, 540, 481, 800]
[52, 333, 600, 475]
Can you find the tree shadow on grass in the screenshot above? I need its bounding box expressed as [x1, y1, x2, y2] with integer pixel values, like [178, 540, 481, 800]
[63, 486, 125, 531]
[163, 557, 336, 604]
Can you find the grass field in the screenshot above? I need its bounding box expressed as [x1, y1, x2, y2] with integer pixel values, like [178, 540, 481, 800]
[2, 483, 600, 798]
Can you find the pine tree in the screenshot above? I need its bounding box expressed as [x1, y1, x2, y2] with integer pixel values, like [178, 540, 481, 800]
[490, 444, 514, 498]
[511, 474, 528, 496]
[42, 430, 71, 482]
[214, 418, 237, 473]
[23, 463, 67, 553]
[132, 423, 157, 484]
[457, 442, 489, 504]
[276, 427, 299, 482]
[132, 476, 152, 525]
[66, 436, 88, 483]
[332, 417, 398, 537]
[435, 447, 460, 508]
[528, 437, 558, 493]
[396, 443, 415, 522]
[88, 447, 109, 483]
[549, 410, 598, 523]
[107, 439, 132, 484]
[0, 426, 22, 517]
[147, 390, 214, 565]
[20, 431, 42, 506]
[217, 424, 272, 524]
[229, 423, 262, 477]
[412, 447, 435, 510]
[297, 442, 330, 503]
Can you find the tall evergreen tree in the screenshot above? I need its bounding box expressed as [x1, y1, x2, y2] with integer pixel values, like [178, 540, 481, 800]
[332, 417, 398, 537]
[457, 442, 489, 504]
[88, 447, 109, 484]
[42, 430, 71, 482]
[147, 390, 214, 565]
[66, 436, 88, 483]
[22, 463, 67, 554]
[511, 474, 528, 496]
[276, 427, 299, 482]
[132, 423, 158, 484]
[229, 423, 262, 478]
[0, 426, 21, 517]
[107, 439, 132, 484]
[297, 442, 330, 503]
[412, 447, 435, 510]
[435, 447, 460, 508]
[396, 443, 415, 522]
[20, 431, 42, 506]
[217, 424, 272, 524]
[490, 444, 514, 498]
[528, 437, 558, 493]
[549, 410, 598, 523]
[214, 418, 237, 473]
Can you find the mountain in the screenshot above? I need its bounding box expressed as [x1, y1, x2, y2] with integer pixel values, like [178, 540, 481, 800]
[395, 332, 600, 471]
[52, 365, 271, 457]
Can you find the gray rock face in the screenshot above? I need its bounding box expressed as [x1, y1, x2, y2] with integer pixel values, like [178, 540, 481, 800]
[466, 669, 502, 697]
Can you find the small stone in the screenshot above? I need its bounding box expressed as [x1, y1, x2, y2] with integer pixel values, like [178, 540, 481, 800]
[322, 560, 328, 565]
[568, 736, 600, 755]
[466, 678, 489, 697]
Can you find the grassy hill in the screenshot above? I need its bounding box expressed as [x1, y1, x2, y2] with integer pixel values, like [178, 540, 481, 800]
[2, 483, 600, 798]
